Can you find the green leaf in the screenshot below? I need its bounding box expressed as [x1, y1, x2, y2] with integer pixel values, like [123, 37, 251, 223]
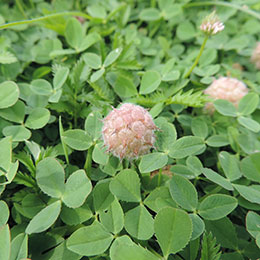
[62, 129, 92, 151]
[213, 99, 237, 117]
[205, 217, 238, 250]
[65, 18, 83, 50]
[92, 142, 109, 165]
[25, 107, 50, 129]
[104, 47, 122, 67]
[144, 186, 177, 213]
[238, 93, 259, 115]
[60, 203, 93, 226]
[219, 151, 242, 181]
[0, 81, 19, 109]
[25, 200, 61, 234]
[139, 152, 168, 173]
[206, 135, 229, 147]
[30, 79, 52, 96]
[154, 207, 192, 257]
[67, 221, 113, 256]
[241, 153, 260, 183]
[199, 48, 217, 67]
[90, 67, 105, 82]
[140, 70, 161, 94]
[176, 21, 196, 40]
[202, 168, 233, 191]
[0, 136, 12, 175]
[191, 118, 208, 139]
[190, 214, 205, 240]
[62, 169, 92, 208]
[200, 232, 221, 260]
[198, 194, 238, 220]
[233, 184, 260, 204]
[186, 156, 203, 177]
[100, 199, 124, 234]
[79, 32, 101, 52]
[246, 211, 260, 238]
[84, 111, 103, 140]
[109, 169, 141, 202]
[169, 175, 198, 211]
[237, 116, 260, 133]
[3, 125, 31, 142]
[110, 235, 160, 260]
[83, 52, 102, 69]
[10, 233, 28, 260]
[36, 157, 65, 198]
[124, 204, 154, 240]
[169, 136, 205, 159]
[0, 200, 9, 226]
[0, 50, 17, 64]
[139, 8, 161, 21]
[114, 74, 137, 98]
[93, 179, 115, 212]
[0, 100, 25, 123]
[53, 67, 69, 90]
[0, 224, 10, 260]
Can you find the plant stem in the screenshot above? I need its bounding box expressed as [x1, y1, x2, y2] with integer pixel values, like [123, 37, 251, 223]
[183, 35, 208, 78]
[0, 11, 92, 30]
[157, 168, 162, 186]
[183, 1, 260, 21]
[84, 145, 94, 178]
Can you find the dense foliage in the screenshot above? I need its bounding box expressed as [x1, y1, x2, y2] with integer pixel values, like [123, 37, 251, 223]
[1, 0, 260, 259]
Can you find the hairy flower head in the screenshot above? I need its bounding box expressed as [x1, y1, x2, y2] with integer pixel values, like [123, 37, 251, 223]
[200, 11, 224, 35]
[102, 103, 157, 160]
[204, 77, 248, 113]
[251, 42, 260, 70]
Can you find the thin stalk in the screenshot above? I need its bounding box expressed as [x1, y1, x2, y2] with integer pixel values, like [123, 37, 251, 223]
[157, 168, 162, 187]
[84, 145, 94, 178]
[184, 1, 260, 21]
[183, 35, 208, 78]
[0, 11, 92, 30]
[15, 0, 28, 19]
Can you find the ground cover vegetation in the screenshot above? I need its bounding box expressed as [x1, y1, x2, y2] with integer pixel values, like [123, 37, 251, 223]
[1, 0, 260, 259]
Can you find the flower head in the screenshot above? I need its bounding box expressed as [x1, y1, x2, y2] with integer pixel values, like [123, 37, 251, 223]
[102, 103, 157, 160]
[204, 77, 248, 113]
[251, 42, 260, 70]
[200, 11, 224, 35]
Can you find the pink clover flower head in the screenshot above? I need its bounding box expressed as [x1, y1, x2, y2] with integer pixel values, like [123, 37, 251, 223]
[251, 42, 260, 70]
[200, 11, 224, 35]
[204, 77, 248, 113]
[102, 103, 157, 160]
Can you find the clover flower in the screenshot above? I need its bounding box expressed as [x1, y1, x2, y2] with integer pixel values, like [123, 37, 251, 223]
[200, 11, 224, 35]
[251, 42, 260, 70]
[204, 77, 248, 113]
[102, 103, 157, 160]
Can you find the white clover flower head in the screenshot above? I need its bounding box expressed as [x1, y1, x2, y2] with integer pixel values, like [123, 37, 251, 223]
[251, 42, 260, 70]
[204, 77, 248, 113]
[200, 11, 224, 35]
[102, 103, 158, 160]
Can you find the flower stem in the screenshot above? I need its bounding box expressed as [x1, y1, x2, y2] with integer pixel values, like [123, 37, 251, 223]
[183, 35, 208, 79]
[84, 145, 94, 178]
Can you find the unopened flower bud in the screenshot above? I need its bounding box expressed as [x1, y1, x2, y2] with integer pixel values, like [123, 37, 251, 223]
[200, 11, 224, 35]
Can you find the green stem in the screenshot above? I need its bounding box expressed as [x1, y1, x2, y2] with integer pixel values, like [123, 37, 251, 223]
[183, 1, 260, 21]
[84, 145, 94, 177]
[0, 11, 92, 30]
[183, 35, 208, 78]
[157, 168, 162, 187]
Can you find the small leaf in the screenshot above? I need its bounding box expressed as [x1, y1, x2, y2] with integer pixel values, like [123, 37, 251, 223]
[0, 100, 25, 123]
[62, 129, 92, 151]
[154, 207, 192, 257]
[30, 79, 52, 96]
[139, 152, 168, 173]
[84, 111, 103, 140]
[25, 107, 50, 130]
[0, 136, 12, 175]
[241, 153, 260, 183]
[10, 233, 28, 260]
[0, 200, 9, 226]
[0, 224, 10, 260]
[62, 170, 92, 208]
[169, 136, 205, 159]
[53, 67, 69, 90]
[124, 204, 154, 240]
[238, 93, 259, 115]
[237, 116, 260, 133]
[90, 67, 105, 82]
[3, 125, 31, 142]
[114, 74, 137, 98]
[36, 157, 65, 198]
[140, 70, 161, 94]
[67, 221, 113, 256]
[213, 99, 237, 117]
[65, 18, 83, 49]
[191, 117, 208, 139]
[92, 142, 109, 165]
[0, 81, 19, 109]
[200, 232, 221, 260]
[104, 47, 122, 67]
[169, 175, 198, 211]
[25, 200, 61, 234]
[233, 184, 260, 204]
[83, 52, 102, 69]
[139, 8, 161, 21]
[206, 135, 229, 147]
[189, 214, 205, 240]
[198, 194, 238, 220]
[109, 169, 141, 202]
[246, 211, 260, 238]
